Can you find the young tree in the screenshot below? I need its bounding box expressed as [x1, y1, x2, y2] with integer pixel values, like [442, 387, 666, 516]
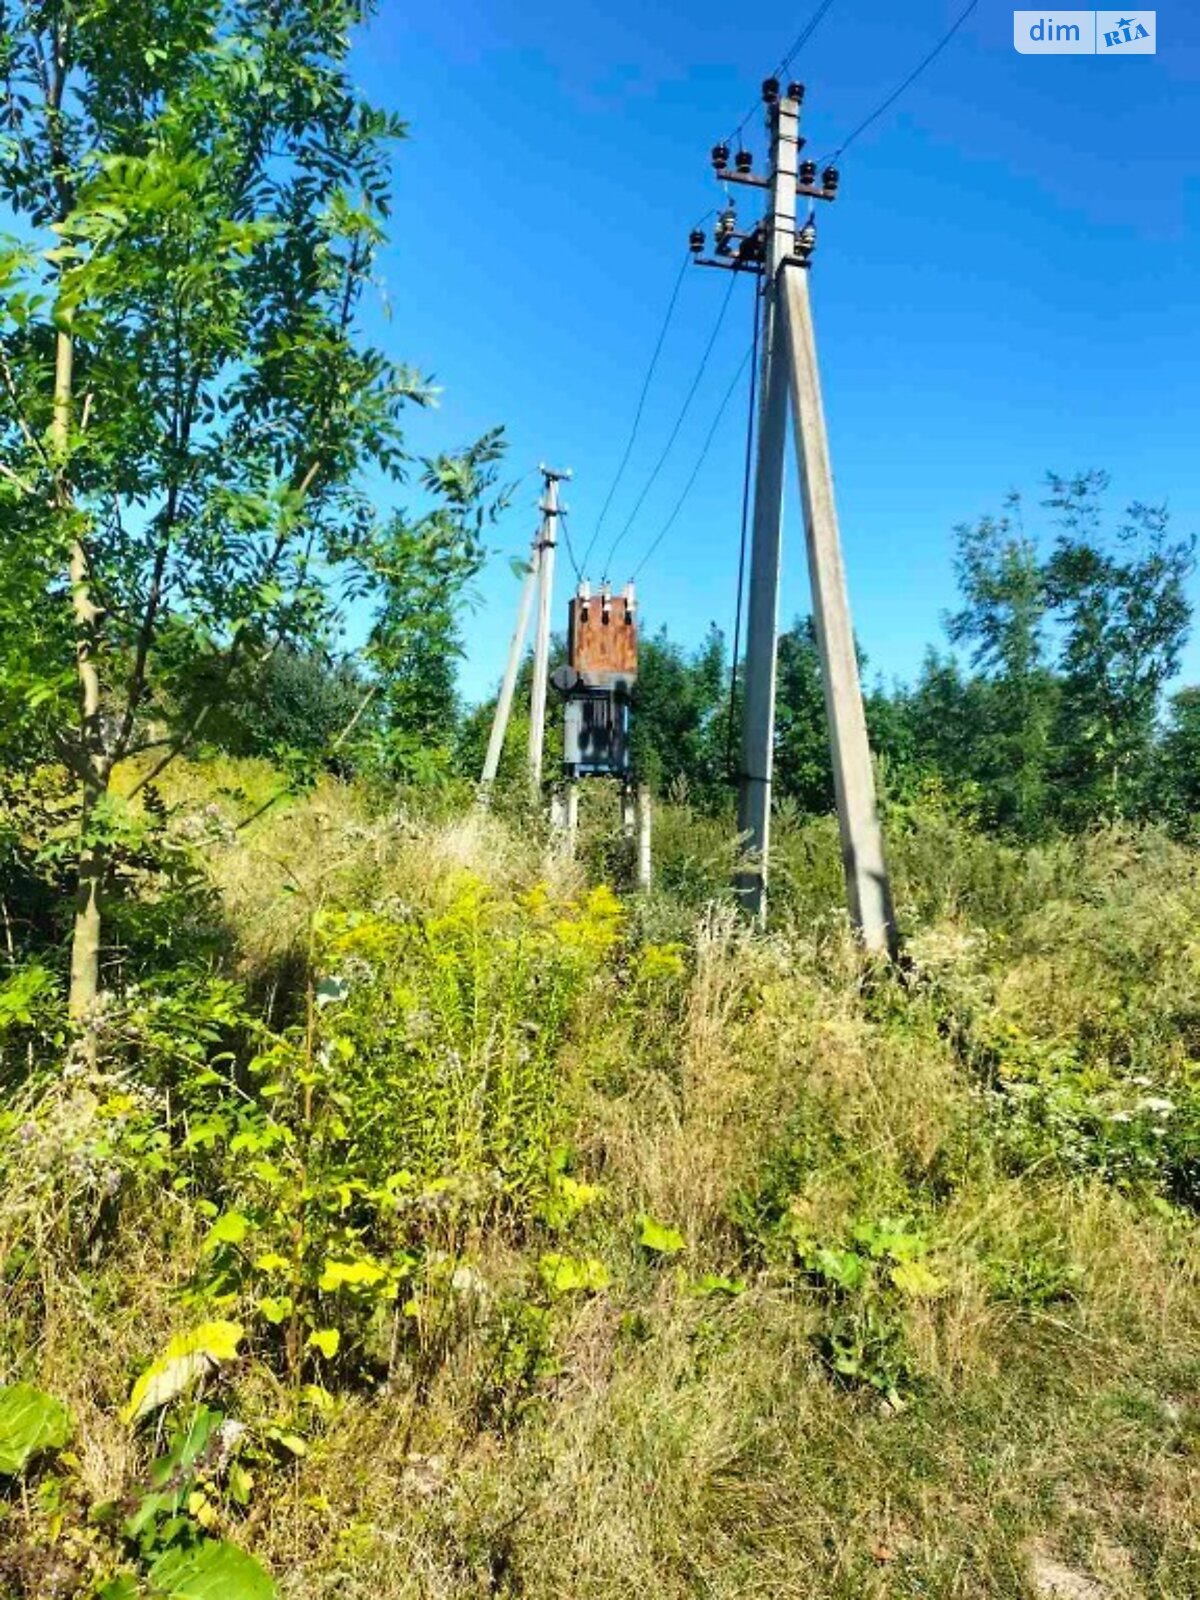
[1043, 472, 1194, 825]
[630, 626, 729, 810]
[360, 438, 501, 784]
[1153, 685, 1200, 837]
[773, 618, 833, 813]
[903, 650, 991, 799]
[946, 496, 1057, 834]
[0, 2, 497, 1022]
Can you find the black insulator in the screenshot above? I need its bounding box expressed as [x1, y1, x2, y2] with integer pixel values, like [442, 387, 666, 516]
[734, 148, 753, 174]
[787, 81, 805, 103]
[823, 165, 840, 192]
[799, 159, 817, 184]
[689, 228, 705, 254]
[762, 76, 780, 104]
[711, 142, 729, 171]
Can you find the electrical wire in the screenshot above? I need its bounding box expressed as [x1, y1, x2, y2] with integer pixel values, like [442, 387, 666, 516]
[725, 274, 762, 779]
[725, 0, 841, 148]
[559, 506, 583, 584]
[577, 242, 699, 578]
[628, 340, 754, 586]
[820, 0, 981, 164]
[603, 271, 738, 580]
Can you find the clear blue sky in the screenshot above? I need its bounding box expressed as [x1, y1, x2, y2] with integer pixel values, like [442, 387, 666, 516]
[352, 2, 1200, 705]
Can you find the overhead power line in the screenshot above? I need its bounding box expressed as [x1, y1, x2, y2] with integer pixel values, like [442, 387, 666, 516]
[578, 243, 696, 578]
[559, 507, 583, 584]
[821, 0, 982, 163]
[628, 339, 754, 584]
[726, 276, 762, 777]
[726, 0, 840, 147]
[603, 272, 738, 580]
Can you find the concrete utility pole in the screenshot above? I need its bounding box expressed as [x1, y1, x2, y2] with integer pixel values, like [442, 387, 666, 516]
[527, 466, 570, 796]
[480, 527, 541, 793]
[779, 262, 894, 952]
[735, 90, 798, 916]
[691, 79, 895, 954]
[636, 783, 652, 891]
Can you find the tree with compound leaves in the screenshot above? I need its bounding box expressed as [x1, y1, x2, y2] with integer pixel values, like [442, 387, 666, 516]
[0, 1, 497, 1024]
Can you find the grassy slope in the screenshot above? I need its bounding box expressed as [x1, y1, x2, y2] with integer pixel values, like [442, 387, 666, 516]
[2, 766, 1198, 1599]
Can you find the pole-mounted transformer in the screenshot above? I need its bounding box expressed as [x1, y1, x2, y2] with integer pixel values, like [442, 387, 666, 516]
[550, 582, 650, 887]
[552, 581, 638, 778]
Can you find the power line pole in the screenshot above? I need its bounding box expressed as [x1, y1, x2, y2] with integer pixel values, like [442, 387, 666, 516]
[779, 264, 894, 950]
[480, 526, 541, 795]
[691, 78, 895, 954]
[735, 89, 797, 918]
[528, 465, 570, 797]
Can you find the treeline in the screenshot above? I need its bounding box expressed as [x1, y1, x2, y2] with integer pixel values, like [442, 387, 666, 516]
[628, 470, 1200, 837]
[209, 470, 1200, 841]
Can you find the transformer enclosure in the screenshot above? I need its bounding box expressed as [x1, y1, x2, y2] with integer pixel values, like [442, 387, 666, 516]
[568, 591, 638, 682]
[562, 691, 632, 777]
[556, 588, 638, 781]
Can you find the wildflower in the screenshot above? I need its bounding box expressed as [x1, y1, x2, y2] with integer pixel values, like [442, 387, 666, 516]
[1137, 1096, 1175, 1115]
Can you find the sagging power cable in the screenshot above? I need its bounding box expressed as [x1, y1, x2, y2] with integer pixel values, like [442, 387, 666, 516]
[603, 271, 737, 580]
[819, 0, 981, 165]
[578, 241, 700, 578]
[628, 339, 754, 585]
[725, 0, 841, 148]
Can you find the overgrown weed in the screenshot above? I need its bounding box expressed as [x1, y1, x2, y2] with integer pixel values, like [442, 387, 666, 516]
[2, 769, 1198, 1596]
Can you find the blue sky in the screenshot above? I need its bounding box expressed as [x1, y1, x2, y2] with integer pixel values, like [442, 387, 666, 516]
[352, 2, 1200, 704]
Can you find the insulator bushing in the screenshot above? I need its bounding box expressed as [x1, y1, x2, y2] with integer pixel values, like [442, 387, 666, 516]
[734, 148, 753, 174]
[762, 76, 780, 104]
[799, 159, 817, 184]
[689, 228, 705, 254]
[711, 142, 729, 171]
[822, 165, 840, 192]
[787, 81, 805, 103]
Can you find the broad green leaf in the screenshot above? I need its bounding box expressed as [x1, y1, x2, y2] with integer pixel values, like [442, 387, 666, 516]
[810, 1247, 870, 1292]
[253, 1253, 291, 1274]
[148, 1537, 276, 1599]
[121, 1322, 244, 1424]
[690, 1273, 746, 1297]
[319, 1258, 386, 1291]
[637, 1214, 686, 1256]
[255, 1296, 293, 1325]
[202, 1211, 250, 1253]
[307, 1328, 340, 1358]
[889, 1260, 946, 1298]
[538, 1252, 611, 1295]
[0, 1383, 71, 1475]
[266, 1426, 307, 1457]
[98, 1577, 140, 1600]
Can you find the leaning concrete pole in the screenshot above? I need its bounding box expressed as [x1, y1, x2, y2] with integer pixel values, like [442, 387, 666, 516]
[736, 91, 798, 916]
[779, 263, 896, 956]
[480, 531, 540, 794]
[528, 468, 568, 796]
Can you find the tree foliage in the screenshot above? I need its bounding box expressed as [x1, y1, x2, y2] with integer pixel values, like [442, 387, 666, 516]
[0, 1, 502, 1014]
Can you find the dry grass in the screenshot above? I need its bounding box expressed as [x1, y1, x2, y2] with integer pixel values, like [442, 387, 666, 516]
[3, 771, 1200, 1598]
